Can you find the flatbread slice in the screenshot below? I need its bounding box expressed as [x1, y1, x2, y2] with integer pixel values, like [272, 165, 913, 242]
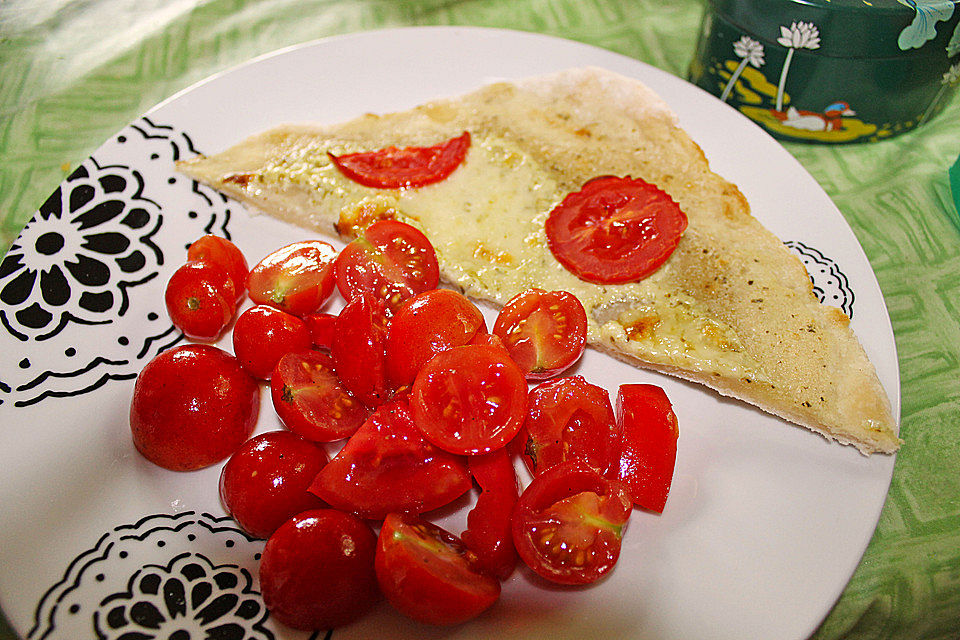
[177, 67, 900, 455]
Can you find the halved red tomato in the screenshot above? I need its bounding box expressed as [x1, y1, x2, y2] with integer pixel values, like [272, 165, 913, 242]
[334, 219, 439, 311]
[616, 384, 679, 513]
[492, 288, 586, 380]
[330, 293, 392, 408]
[329, 131, 470, 189]
[545, 176, 687, 284]
[302, 311, 337, 350]
[376, 512, 500, 626]
[308, 399, 471, 519]
[247, 240, 338, 316]
[410, 344, 528, 455]
[512, 460, 632, 585]
[270, 350, 369, 442]
[518, 375, 620, 478]
[386, 288, 486, 387]
[461, 450, 519, 580]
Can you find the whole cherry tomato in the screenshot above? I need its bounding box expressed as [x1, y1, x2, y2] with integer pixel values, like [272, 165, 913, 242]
[232, 304, 312, 380]
[329, 131, 470, 189]
[616, 384, 679, 513]
[512, 460, 633, 585]
[187, 234, 249, 302]
[164, 260, 237, 341]
[375, 512, 500, 626]
[309, 399, 471, 519]
[334, 219, 439, 311]
[129, 344, 259, 471]
[247, 240, 338, 316]
[410, 343, 528, 455]
[219, 431, 329, 539]
[270, 350, 368, 442]
[259, 509, 379, 630]
[545, 175, 687, 284]
[492, 288, 587, 380]
[385, 288, 486, 388]
[518, 375, 621, 478]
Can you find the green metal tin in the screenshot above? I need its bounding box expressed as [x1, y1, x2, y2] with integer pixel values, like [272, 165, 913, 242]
[689, 0, 960, 143]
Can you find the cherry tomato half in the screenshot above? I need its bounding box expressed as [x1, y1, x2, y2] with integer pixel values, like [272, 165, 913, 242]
[232, 304, 312, 380]
[545, 175, 688, 284]
[130, 345, 259, 471]
[219, 431, 329, 539]
[410, 344, 528, 456]
[376, 512, 500, 626]
[330, 293, 392, 408]
[492, 288, 586, 380]
[334, 219, 439, 311]
[616, 384, 679, 513]
[309, 399, 471, 519]
[461, 450, 520, 581]
[329, 131, 471, 189]
[270, 350, 368, 442]
[247, 240, 338, 316]
[187, 234, 249, 302]
[386, 288, 486, 388]
[512, 460, 633, 585]
[259, 509, 379, 630]
[518, 375, 621, 478]
[164, 260, 237, 341]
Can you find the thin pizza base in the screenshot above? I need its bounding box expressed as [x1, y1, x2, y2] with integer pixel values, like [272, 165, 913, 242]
[178, 67, 900, 455]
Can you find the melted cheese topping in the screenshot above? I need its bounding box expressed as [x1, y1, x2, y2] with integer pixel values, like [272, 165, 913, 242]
[250, 134, 760, 381]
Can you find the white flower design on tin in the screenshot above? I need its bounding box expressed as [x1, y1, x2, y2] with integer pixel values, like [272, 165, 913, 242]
[775, 21, 821, 112]
[720, 36, 766, 103]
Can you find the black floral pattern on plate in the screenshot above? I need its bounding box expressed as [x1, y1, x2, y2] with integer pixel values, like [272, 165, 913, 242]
[0, 117, 236, 407]
[0, 160, 163, 342]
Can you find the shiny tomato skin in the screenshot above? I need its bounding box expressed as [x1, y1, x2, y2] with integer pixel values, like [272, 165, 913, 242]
[247, 240, 338, 316]
[512, 460, 633, 585]
[386, 288, 486, 387]
[545, 176, 688, 284]
[410, 344, 528, 455]
[302, 311, 338, 351]
[309, 399, 471, 519]
[270, 350, 368, 442]
[259, 509, 379, 630]
[129, 344, 260, 471]
[334, 219, 439, 311]
[461, 450, 520, 580]
[232, 304, 312, 380]
[330, 293, 392, 408]
[329, 131, 470, 189]
[164, 260, 237, 341]
[218, 431, 329, 539]
[376, 512, 500, 626]
[616, 384, 679, 513]
[492, 288, 587, 380]
[187, 234, 249, 302]
[518, 375, 621, 478]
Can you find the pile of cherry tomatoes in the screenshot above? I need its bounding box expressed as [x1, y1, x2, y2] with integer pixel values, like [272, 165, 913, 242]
[129, 220, 679, 631]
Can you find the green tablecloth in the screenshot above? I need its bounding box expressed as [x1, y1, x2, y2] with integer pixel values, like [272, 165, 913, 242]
[1, 1, 958, 638]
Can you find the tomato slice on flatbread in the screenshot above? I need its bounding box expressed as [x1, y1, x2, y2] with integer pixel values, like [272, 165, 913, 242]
[545, 176, 687, 284]
[328, 132, 471, 189]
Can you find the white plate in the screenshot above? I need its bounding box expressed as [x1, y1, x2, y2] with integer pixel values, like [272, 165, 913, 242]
[0, 26, 899, 640]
